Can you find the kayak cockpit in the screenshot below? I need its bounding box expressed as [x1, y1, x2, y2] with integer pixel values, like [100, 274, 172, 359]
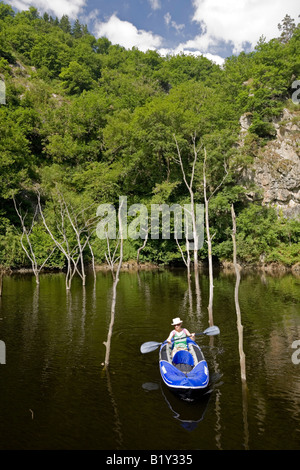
[160, 339, 205, 371]
[159, 339, 209, 394]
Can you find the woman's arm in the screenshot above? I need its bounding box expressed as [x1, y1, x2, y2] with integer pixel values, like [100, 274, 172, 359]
[184, 329, 195, 339]
[167, 330, 175, 343]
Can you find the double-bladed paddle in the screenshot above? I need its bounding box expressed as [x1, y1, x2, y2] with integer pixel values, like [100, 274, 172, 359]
[140, 325, 220, 354]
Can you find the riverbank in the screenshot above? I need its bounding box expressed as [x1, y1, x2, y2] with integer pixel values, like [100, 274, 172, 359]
[220, 260, 300, 276]
[2, 260, 300, 277]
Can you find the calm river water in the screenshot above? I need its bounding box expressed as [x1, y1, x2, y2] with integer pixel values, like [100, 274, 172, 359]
[0, 268, 299, 450]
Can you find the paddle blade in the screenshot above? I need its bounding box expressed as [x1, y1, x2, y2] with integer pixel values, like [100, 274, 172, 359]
[203, 325, 220, 336]
[140, 341, 162, 354]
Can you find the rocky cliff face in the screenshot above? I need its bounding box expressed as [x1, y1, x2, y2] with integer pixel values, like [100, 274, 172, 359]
[240, 107, 300, 219]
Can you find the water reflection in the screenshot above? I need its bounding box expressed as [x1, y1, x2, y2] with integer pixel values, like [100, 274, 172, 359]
[233, 266, 249, 450]
[0, 270, 299, 450]
[143, 381, 211, 432]
[105, 368, 123, 449]
[161, 386, 210, 431]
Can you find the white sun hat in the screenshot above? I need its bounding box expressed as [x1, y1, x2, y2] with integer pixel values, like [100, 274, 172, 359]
[171, 317, 183, 325]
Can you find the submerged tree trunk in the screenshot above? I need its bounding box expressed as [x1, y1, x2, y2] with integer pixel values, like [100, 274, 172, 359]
[203, 148, 228, 326]
[231, 204, 246, 383]
[175, 221, 191, 281]
[38, 191, 97, 290]
[203, 149, 214, 326]
[13, 197, 55, 285]
[103, 199, 124, 369]
[231, 204, 248, 448]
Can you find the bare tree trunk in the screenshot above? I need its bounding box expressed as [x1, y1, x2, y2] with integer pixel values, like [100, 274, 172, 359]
[231, 204, 248, 448]
[137, 230, 148, 266]
[13, 197, 56, 284]
[87, 239, 96, 281]
[175, 215, 191, 281]
[203, 149, 214, 326]
[231, 204, 246, 383]
[194, 267, 202, 317]
[174, 134, 199, 272]
[38, 192, 73, 289]
[59, 192, 97, 287]
[203, 148, 228, 326]
[103, 199, 124, 369]
[37, 191, 97, 290]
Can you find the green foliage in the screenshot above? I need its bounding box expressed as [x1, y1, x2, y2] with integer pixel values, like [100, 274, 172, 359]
[0, 2, 14, 20]
[0, 107, 33, 198]
[234, 205, 300, 265]
[0, 3, 299, 269]
[59, 60, 95, 94]
[31, 35, 71, 77]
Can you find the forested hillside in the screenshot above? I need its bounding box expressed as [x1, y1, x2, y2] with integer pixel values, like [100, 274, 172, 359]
[0, 2, 299, 270]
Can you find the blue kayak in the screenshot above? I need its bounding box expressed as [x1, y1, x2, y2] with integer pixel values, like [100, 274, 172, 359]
[159, 337, 209, 395]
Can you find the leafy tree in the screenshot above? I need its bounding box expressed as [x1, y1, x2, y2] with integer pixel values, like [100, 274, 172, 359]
[0, 1, 14, 20]
[72, 19, 83, 39]
[0, 108, 32, 199]
[278, 14, 296, 43]
[6, 23, 36, 60]
[59, 14, 71, 34]
[95, 37, 111, 54]
[31, 35, 71, 77]
[42, 88, 111, 165]
[59, 60, 95, 94]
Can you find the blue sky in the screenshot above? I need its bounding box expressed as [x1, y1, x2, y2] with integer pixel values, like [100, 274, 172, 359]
[7, 0, 300, 64]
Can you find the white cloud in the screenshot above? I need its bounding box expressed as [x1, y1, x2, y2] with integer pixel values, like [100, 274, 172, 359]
[201, 52, 225, 66]
[8, 0, 86, 19]
[164, 12, 171, 26]
[158, 46, 225, 66]
[94, 14, 163, 52]
[189, 0, 300, 54]
[148, 0, 161, 10]
[164, 12, 185, 34]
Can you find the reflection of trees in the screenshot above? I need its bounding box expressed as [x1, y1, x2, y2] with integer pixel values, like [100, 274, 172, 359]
[0, 269, 3, 296]
[263, 319, 300, 419]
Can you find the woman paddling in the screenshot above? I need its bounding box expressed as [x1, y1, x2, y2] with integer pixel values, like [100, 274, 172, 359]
[167, 317, 195, 357]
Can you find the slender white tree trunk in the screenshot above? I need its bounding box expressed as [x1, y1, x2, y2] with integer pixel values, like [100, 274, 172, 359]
[174, 134, 199, 273]
[231, 204, 246, 383]
[103, 199, 124, 369]
[13, 197, 55, 285]
[203, 149, 214, 326]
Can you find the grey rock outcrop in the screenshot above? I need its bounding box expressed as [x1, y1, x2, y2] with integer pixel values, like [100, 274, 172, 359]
[239, 108, 300, 219]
